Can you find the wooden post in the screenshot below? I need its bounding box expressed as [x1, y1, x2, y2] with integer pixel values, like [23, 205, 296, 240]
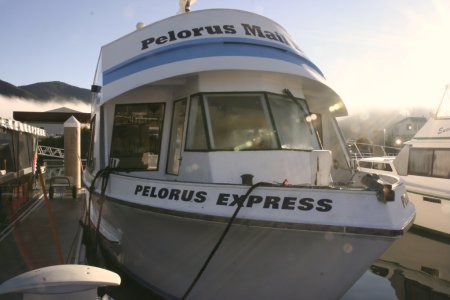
[64, 116, 81, 189]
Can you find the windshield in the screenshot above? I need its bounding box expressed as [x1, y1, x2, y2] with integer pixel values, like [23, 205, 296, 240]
[186, 92, 320, 151]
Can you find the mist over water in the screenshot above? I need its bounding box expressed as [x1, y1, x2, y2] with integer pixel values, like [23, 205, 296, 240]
[0, 95, 90, 119]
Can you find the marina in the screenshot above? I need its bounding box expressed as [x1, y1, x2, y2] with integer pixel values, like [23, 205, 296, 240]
[81, 6, 413, 300]
[1, 3, 449, 300]
[352, 85, 450, 239]
[0, 184, 448, 299]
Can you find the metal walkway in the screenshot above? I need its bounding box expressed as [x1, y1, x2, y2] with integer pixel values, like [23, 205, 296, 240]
[38, 145, 64, 159]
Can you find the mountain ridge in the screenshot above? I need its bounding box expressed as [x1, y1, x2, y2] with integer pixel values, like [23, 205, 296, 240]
[0, 79, 90, 103]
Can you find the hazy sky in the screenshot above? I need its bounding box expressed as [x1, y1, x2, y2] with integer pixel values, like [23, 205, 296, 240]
[1, 0, 449, 116]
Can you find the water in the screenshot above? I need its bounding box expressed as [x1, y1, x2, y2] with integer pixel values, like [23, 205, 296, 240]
[344, 229, 450, 300]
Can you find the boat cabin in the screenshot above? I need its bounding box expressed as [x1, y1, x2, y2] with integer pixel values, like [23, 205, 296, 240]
[86, 9, 352, 186]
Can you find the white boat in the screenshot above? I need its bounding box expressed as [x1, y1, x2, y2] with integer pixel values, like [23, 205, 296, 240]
[0, 117, 47, 229]
[356, 156, 397, 177]
[82, 8, 415, 299]
[394, 85, 450, 237]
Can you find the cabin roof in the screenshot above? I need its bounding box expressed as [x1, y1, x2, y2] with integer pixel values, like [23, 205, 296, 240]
[13, 109, 90, 124]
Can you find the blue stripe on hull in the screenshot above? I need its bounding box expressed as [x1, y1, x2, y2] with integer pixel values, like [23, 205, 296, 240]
[103, 37, 324, 85]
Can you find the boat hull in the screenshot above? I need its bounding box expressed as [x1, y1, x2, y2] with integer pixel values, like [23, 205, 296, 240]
[405, 180, 450, 237]
[83, 173, 414, 299]
[90, 198, 394, 300]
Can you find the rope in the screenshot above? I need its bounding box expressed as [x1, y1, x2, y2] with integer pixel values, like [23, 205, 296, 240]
[84, 167, 109, 228]
[95, 169, 111, 240]
[181, 181, 271, 300]
[37, 166, 64, 264]
[82, 166, 114, 268]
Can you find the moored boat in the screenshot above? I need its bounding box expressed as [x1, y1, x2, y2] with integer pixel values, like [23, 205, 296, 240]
[394, 85, 450, 238]
[83, 8, 415, 299]
[0, 117, 46, 230]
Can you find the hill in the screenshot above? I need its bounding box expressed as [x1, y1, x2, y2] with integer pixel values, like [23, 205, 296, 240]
[0, 79, 90, 103]
[0, 80, 35, 99]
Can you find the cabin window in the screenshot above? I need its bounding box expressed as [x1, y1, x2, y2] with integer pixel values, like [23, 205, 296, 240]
[18, 132, 31, 170]
[431, 149, 450, 178]
[358, 161, 372, 169]
[267, 94, 319, 150]
[205, 94, 277, 150]
[408, 148, 450, 178]
[186, 96, 208, 150]
[110, 103, 165, 170]
[167, 99, 187, 175]
[377, 163, 393, 172]
[408, 149, 433, 176]
[0, 129, 14, 172]
[185, 92, 320, 151]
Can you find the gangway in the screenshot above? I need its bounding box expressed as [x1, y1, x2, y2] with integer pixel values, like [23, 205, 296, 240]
[38, 145, 64, 159]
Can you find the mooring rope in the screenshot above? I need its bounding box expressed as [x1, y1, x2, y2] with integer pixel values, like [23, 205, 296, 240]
[181, 181, 272, 300]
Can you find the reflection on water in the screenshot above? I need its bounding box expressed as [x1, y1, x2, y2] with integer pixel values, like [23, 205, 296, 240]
[345, 229, 450, 299]
[373, 229, 450, 299]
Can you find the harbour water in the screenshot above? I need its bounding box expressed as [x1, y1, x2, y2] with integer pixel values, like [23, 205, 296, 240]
[344, 229, 450, 300]
[0, 167, 449, 299]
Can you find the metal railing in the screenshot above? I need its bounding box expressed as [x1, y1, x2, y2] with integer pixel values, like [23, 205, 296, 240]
[38, 145, 64, 159]
[346, 142, 401, 160]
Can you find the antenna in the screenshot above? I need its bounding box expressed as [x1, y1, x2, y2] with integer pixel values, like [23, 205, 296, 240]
[178, 0, 197, 14]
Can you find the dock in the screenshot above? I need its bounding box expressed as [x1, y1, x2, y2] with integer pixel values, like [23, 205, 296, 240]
[0, 184, 87, 299]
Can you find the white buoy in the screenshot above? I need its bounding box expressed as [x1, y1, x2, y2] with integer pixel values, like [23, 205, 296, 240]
[0, 265, 120, 299]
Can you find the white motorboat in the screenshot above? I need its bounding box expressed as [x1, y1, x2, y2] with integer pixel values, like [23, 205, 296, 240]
[394, 85, 450, 237]
[82, 7, 415, 299]
[356, 156, 397, 177]
[0, 117, 46, 229]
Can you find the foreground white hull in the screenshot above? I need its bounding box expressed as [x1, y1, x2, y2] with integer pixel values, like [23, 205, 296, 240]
[84, 173, 414, 299]
[89, 197, 394, 300]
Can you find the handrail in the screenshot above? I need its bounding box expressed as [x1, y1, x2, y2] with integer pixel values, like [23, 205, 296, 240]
[346, 141, 401, 160]
[37, 145, 64, 158]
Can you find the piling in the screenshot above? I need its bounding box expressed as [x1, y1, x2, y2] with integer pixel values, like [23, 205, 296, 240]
[64, 116, 81, 189]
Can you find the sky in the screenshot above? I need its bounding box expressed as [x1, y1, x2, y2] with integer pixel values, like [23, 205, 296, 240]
[1, 0, 449, 117]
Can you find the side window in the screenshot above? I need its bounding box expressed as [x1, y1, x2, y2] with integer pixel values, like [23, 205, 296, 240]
[110, 103, 165, 170]
[408, 148, 450, 178]
[167, 99, 187, 175]
[0, 129, 14, 172]
[18, 132, 31, 170]
[408, 148, 433, 176]
[432, 149, 450, 178]
[186, 95, 208, 150]
[87, 115, 96, 170]
[358, 161, 372, 169]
